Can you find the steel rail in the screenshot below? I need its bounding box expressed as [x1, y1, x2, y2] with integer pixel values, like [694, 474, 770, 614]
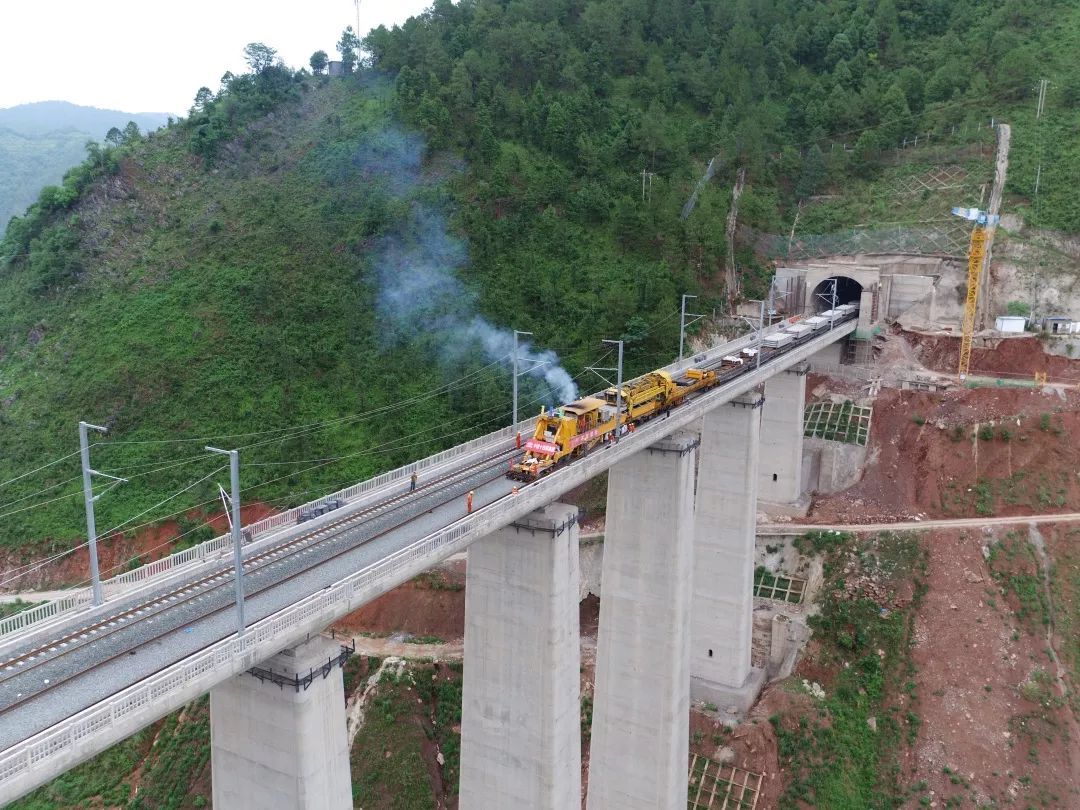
[0, 446, 518, 688]
[0, 458, 513, 736]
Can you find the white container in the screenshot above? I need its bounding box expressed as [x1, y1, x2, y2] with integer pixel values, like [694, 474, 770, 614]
[995, 315, 1027, 333]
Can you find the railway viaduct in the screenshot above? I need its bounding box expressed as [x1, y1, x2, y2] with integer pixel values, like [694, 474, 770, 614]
[0, 296, 869, 808]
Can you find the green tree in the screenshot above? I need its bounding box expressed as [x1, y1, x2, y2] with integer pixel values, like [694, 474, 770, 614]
[309, 50, 329, 75]
[192, 86, 213, 112]
[879, 82, 913, 146]
[337, 27, 360, 74]
[796, 145, 827, 199]
[851, 130, 881, 178]
[242, 42, 277, 73]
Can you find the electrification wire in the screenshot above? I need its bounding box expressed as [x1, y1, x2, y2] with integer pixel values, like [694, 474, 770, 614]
[19, 359, 603, 588]
[235, 362, 599, 496]
[95, 465, 228, 539]
[0, 543, 89, 590]
[0, 450, 82, 492]
[0, 490, 84, 523]
[92, 352, 513, 449]
[0, 475, 130, 587]
[0, 456, 216, 528]
[1, 346, 602, 582]
[0, 475, 84, 513]
[97, 454, 217, 475]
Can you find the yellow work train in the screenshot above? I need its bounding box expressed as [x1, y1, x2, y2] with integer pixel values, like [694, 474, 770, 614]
[509, 368, 719, 480]
[508, 304, 860, 481]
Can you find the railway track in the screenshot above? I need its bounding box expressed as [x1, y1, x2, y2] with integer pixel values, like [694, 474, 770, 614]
[0, 311, 859, 751]
[0, 447, 523, 743]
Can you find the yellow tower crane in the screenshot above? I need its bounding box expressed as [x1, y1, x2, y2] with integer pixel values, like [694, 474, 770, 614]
[952, 207, 1000, 380]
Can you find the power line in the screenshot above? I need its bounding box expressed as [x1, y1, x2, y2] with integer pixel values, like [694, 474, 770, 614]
[3, 356, 607, 588]
[0, 474, 84, 513]
[96, 465, 228, 539]
[0, 450, 81, 491]
[95, 352, 513, 449]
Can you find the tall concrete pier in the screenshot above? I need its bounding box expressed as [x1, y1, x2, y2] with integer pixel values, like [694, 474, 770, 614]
[459, 502, 582, 809]
[587, 431, 699, 809]
[209, 635, 351, 810]
[758, 365, 808, 507]
[691, 393, 765, 703]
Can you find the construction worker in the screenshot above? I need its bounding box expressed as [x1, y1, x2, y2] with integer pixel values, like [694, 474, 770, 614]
[511, 485, 519, 496]
[467, 490, 474, 514]
[515, 431, 522, 449]
[410, 471, 418, 492]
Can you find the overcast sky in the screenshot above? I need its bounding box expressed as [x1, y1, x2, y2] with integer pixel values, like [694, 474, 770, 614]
[0, 0, 433, 115]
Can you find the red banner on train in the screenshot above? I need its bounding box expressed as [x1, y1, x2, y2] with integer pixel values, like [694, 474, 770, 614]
[569, 428, 600, 449]
[525, 439, 559, 455]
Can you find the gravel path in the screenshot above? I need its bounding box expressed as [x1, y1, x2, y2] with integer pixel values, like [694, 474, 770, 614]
[758, 510, 1080, 534]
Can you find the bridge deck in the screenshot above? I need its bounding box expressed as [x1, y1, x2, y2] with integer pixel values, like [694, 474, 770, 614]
[0, 317, 856, 802]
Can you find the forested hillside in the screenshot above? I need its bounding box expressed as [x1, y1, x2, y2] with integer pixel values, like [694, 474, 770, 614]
[0, 102, 170, 230]
[0, 0, 1075, 560]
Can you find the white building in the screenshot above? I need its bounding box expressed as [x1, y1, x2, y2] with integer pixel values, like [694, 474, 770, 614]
[995, 315, 1027, 333]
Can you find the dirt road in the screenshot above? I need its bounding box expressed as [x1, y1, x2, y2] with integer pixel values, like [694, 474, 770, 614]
[758, 510, 1080, 535]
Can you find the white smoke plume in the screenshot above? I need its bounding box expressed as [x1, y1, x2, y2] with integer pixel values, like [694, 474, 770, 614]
[362, 127, 578, 404]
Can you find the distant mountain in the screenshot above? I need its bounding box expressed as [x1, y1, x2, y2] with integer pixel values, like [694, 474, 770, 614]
[0, 101, 171, 230]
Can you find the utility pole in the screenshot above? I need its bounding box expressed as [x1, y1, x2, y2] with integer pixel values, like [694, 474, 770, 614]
[641, 169, 655, 202]
[587, 341, 624, 442]
[206, 446, 245, 635]
[608, 339, 623, 440]
[679, 294, 704, 361]
[1034, 78, 1049, 208]
[79, 421, 127, 606]
[757, 298, 765, 371]
[512, 329, 533, 426]
[1036, 78, 1049, 119]
[829, 279, 838, 328]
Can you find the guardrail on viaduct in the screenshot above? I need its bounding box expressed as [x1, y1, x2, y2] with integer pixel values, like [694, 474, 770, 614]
[0, 418, 537, 643]
[0, 319, 856, 803]
[1, 321, 772, 644]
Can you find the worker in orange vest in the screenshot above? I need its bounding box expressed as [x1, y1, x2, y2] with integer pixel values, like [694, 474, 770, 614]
[516, 431, 522, 449]
[467, 490, 474, 514]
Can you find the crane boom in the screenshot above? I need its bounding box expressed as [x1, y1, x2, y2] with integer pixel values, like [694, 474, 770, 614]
[952, 207, 999, 380]
[957, 226, 988, 379]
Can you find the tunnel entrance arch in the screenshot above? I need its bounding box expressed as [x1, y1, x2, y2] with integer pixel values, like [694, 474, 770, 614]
[810, 276, 863, 312]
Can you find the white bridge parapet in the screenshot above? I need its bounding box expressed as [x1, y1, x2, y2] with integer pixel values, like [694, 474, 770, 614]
[0, 319, 856, 804]
[0, 314, 797, 648]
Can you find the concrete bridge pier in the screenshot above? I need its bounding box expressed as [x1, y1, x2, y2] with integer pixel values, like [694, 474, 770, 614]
[587, 431, 699, 809]
[758, 363, 809, 512]
[459, 502, 582, 809]
[209, 635, 352, 810]
[692, 392, 766, 712]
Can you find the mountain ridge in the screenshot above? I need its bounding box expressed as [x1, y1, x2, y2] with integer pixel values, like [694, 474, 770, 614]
[0, 101, 171, 230]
